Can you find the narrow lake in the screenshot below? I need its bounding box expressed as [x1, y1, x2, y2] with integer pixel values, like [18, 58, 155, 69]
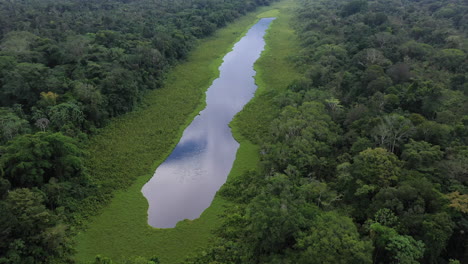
[142, 18, 275, 228]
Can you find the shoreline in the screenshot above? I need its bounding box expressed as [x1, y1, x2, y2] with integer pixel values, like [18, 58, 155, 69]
[74, 1, 299, 263]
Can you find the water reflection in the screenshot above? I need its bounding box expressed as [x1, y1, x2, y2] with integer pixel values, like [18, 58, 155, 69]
[142, 18, 275, 228]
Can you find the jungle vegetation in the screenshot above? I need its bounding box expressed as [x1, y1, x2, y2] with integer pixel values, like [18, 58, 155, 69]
[186, 0, 468, 263]
[0, 0, 467, 263]
[0, 0, 277, 263]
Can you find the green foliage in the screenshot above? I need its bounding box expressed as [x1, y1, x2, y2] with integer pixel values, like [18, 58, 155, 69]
[373, 208, 399, 228]
[0, 132, 85, 189]
[447, 191, 468, 214]
[0, 108, 30, 143]
[48, 102, 84, 131]
[245, 175, 311, 257]
[0, 188, 71, 264]
[186, 2, 373, 262]
[91, 255, 159, 264]
[188, 172, 372, 264]
[263, 102, 340, 177]
[186, 0, 468, 262]
[232, 3, 302, 143]
[100, 68, 139, 117]
[373, 114, 415, 153]
[420, 213, 455, 263]
[295, 212, 373, 264]
[1, 0, 466, 263]
[0, 0, 278, 131]
[289, 0, 468, 262]
[0, 62, 49, 108]
[336, 148, 402, 221]
[400, 41, 434, 60]
[0, 0, 282, 262]
[436, 49, 466, 72]
[371, 223, 425, 264]
[340, 0, 368, 17]
[73, 2, 294, 263]
[219, 170, 265, 204]
[401, 140, 443, 172]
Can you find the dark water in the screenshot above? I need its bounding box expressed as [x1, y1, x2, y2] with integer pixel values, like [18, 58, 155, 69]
[142, 18, 275, 228]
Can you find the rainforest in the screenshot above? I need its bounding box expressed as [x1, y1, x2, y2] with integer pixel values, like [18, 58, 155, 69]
[0, 0, 467, 263]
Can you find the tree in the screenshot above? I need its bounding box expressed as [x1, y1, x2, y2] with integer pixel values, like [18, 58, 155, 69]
[0, 132, 86, 188]
[367, 77, 392, 95]
[338, 148, 401, 220]
[363, 65, 386, 84]
[446, 192, 468, 214]
[361, 65, 393, 95]
[341, 0, 368, 17]
[244, 174, 314, 259]
[313, 44, 348, 66]
[352, 148, 401, 192]
[38, 91, 58, 107]
[401, 140, 443, 172]
[324, 97, 343, 121]
[295, 212, 373, 264]
[420, 213, 454, 263]
[0, 55, 17, 87]
[100, 67, 139, 117]
[354, 49, 391, 68]
[373, 114, 415, 153]
[370, 178, 446, 221]
[399, 41, 433, 60]
[373, 32, 395, 50]
[439, 148, 468, 184]
[72, 82, 104, 124]
[48, 102, 84, 130]
[35, 118, 50, 132]
[0, 188, 71, 263]
[263, 102, 340, 178]
[387, 63, 411, 84]
[0, 62, 49, 108]
[0, 108, 29, 143]
[397, 80, 444, 117]
[0, 31, 41, 62]
[436, 49, 466, 72]
[60, 35, 91, 63]
[298, 178, 340, 210]
[219, 170, 265, 204]
[415, 120, 452, 147]
[370, 223, 425, 264]
[372, 208, 399, 228]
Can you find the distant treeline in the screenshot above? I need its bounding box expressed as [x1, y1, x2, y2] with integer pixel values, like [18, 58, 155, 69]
[187, 0, 467, 263]
[0, 0, 276, 263]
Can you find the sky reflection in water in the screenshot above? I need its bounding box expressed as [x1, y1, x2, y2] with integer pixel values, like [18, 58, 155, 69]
[142, 18, 275, 228]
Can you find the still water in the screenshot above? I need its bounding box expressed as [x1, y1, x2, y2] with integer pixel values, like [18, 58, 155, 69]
[142, 18, 275, 228]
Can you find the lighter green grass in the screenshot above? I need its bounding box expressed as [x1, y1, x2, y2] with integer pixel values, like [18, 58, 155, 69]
[233, 0, 301, 143]
[74, 0, 299, 263]
[257, 9, 280, 18]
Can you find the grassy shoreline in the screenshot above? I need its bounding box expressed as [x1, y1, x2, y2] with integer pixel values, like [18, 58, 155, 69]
[74, 1, 299, 263]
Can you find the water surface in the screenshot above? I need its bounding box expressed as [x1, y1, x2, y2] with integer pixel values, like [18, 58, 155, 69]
[142, 18, 275, 228]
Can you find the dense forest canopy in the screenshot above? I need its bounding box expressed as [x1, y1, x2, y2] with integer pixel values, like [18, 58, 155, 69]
[0, 0, 277, 263]
[0, 0, 273, 128]
[187, 0, 468, 263]
[0, 0, 467, 263]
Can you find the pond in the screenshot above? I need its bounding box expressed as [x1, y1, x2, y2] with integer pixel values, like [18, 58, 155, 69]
[142, 18, 275, 228]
